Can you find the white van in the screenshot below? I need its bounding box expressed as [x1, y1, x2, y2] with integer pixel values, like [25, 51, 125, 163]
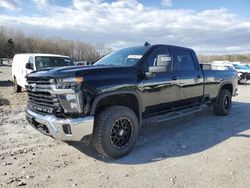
[12, 54, 74, 92]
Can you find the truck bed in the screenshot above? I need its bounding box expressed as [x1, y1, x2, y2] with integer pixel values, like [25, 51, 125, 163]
[201, 64, 238, 99]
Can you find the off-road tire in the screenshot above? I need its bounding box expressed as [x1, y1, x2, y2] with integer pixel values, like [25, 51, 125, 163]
[213, 89, 232, 116]
[92, 105, 139, 158]
[13, 78, 21, 93]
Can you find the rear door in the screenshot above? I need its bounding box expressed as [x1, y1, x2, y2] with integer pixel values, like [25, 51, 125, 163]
[172, 48, 204, 105]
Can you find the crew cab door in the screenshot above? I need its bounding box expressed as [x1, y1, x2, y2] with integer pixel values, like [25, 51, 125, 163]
[172, 48, 204, 105]
[139, 46, 181, 115]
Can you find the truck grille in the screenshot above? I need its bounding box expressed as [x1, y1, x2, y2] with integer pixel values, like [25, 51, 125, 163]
[27, 77, 61, 114]
[27, 77, 54, 85]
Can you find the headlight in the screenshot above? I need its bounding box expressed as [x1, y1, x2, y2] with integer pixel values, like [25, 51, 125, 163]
[58, 77, 84, 84]
[56, 77, 84, 114]
[58, 93, 82, 114]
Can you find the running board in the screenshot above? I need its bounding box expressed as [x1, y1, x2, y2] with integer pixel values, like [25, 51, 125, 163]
[147, 106, 205, 123]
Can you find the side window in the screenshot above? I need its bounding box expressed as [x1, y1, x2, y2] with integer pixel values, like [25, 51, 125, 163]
[174, 49, 196, 70]
[147, 46, 170, 68]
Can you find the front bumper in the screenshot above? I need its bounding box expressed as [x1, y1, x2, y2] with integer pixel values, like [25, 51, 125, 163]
[26, 108, 94, 141]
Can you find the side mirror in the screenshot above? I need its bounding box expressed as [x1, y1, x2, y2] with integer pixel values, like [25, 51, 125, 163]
[25, 63, 33, 70]
[149, 66, 167, 73]
[149, 54, 172, 73]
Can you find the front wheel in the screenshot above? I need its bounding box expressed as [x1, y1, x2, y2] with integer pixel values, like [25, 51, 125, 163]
[92, 105, 139, 158]
[213, 89, 232, 116]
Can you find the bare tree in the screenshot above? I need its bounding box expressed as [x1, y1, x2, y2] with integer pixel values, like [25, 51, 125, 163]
[0, 26, 111, 62]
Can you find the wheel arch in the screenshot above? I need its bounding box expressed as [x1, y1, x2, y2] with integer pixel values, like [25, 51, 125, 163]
[90, 91, 143, 125]
[216, 82, 233, 101]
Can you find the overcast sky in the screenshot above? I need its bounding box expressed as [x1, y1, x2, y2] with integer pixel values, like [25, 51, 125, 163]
[0, 0, 250, 54]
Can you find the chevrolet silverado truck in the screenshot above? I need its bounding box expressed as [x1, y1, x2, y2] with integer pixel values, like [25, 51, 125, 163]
[25, 44, 238, 158]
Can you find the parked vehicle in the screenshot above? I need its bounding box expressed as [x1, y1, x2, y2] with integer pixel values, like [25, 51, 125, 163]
[202, 63, 236, 71]
[0, 58, 12, 66]
[25, 44, 238, 158]
[12, 54, 74, 92]
[244, 64, 250, 73]
[232, 64, 250, 84]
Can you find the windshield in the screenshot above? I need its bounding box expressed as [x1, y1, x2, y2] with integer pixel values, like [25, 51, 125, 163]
[35, 56, 74, 70]
[95, 46, 150, 66]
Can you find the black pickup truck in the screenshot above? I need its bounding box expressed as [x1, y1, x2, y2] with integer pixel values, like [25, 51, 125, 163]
[25, 44, 238, 158]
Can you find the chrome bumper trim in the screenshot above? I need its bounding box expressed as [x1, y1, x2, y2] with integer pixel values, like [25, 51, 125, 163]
[26, 108, 94, 141]
[25, 84, 75, 94]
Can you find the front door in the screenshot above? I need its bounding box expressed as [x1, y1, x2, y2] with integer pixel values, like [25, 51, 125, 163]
[139, 46, 181, 115]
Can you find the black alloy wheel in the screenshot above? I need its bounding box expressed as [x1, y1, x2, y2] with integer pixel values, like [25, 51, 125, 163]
[110, 117, 132, 148]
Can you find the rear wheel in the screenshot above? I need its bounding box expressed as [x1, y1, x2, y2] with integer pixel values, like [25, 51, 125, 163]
[92, 105, 139, 158]
[13, 78, 21, 93]
[213, 89, 232, 116]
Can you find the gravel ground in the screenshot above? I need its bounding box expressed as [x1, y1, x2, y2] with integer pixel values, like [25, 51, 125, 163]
[0, 66, 250, 188]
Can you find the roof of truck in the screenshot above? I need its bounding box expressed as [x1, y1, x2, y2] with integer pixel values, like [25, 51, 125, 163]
[151, 44, 194, 51]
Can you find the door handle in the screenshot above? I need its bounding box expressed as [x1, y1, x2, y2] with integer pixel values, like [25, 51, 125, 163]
[171, 76, 178, 80]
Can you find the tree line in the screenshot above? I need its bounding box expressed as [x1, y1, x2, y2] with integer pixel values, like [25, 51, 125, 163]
[0, 26, 112, 62]
[1, 26, 250, 64]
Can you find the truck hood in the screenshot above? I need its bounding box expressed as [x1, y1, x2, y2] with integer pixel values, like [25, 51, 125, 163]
[27, 65, 139, 89]
[28, 65, 92, 78]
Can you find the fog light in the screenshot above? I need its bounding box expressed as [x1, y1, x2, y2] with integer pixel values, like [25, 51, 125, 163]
[62, 124, 72, 135]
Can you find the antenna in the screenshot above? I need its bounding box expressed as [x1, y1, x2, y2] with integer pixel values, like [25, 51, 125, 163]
[144, 42, 150, 46]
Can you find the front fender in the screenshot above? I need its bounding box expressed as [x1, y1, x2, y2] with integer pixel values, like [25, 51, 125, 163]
[90, 90, 143, 123]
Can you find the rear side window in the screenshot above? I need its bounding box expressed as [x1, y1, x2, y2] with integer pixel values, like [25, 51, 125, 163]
[174, 49, 196, 70]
